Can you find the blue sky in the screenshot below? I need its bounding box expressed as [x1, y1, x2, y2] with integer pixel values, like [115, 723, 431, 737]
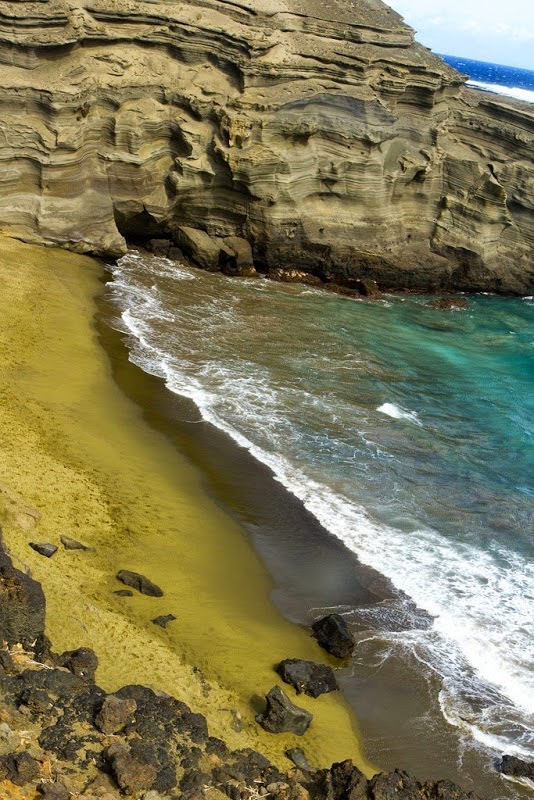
[391, 0, 534, 70]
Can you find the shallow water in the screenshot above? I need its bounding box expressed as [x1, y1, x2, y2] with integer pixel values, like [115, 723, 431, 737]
[107, 253, 534, 796]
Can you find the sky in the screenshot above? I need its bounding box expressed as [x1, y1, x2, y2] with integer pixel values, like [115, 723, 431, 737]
[391, 0, 534, 70]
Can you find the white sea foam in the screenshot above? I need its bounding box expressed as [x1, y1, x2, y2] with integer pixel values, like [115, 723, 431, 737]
[467, 80, 534, 104]
[377, 402, 422, 424]
[109, 253, 534, 762]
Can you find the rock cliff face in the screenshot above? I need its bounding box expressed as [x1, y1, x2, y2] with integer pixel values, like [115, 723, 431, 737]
[0, 0, 533, 293]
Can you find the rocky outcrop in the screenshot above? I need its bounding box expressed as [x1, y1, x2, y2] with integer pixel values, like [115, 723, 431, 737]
[0, 531, 46, 649]
[0, 536, 486, 799]
[0, 0, 532, 293]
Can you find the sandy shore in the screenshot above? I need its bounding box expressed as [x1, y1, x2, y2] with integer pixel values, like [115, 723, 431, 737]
[0, 236, 374, 775]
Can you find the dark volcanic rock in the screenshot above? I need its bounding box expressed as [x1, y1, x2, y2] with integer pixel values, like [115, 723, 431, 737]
[286, 747, 312, 772]
[29, 542, 58, 558]
[115, 684, 208, 745]
[427, 297, 469, 310]
[0, 751, 41, 785]
[0, 535, 46, 648]
[116, 569, 163, 597]
[256, 686, 312, 735]
[500, 754, 534, 780]
[152, 614, 177, 628]
[147, 238, 172, 256]
[113, 589, 134, 597]
[95, 694, 137, 734]
[58, 647, 99, 681]
[276, 659, 338, 698]
[311, 614, 355, 659]
[107, 741, 158, 795]
[37, 781, 70, 800]
[60, 534, 95, 551]
[313, 759, 368, 800]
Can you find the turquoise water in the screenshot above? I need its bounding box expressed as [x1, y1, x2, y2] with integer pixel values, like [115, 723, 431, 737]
[108, 254, 534, 781]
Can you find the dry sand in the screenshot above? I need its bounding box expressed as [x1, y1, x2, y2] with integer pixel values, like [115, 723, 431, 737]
[0, 236, 375, 775]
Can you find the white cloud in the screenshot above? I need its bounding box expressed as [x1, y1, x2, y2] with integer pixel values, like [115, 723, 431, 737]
[391, 0, 534, 69]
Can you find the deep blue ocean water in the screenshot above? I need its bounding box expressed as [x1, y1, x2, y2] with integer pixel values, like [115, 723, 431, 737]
[441, 54, 534, 102]
[108, 253, 534, 787]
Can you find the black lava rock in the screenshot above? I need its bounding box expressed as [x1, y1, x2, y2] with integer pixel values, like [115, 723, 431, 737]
[95, 694, 137, 734]
[29, 543, 58, 558]
[58, 647, 99, 681]
[276, 659, 338, 698]
[152, 614, 177, 628]
[311, 614, 355, 659]
[500, 754, 534, 780]
[0, 751, 40, 785]
[256, 686, 312, 735]
[116, 569, 163, 597]
[0, 538, 46, 648]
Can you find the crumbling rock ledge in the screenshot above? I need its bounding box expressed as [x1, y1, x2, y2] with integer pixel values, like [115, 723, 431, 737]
[0, 0, 532, 294]
[0, 535, 486, 799]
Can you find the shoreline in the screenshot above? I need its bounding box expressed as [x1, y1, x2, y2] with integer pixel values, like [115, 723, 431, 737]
[0, 237, 530, 799]
[0, 235, 374, 774]
[100, 250, 532, 800]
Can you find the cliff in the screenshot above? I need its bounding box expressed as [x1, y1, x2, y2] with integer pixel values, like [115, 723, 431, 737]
[0, 0, 533, 293]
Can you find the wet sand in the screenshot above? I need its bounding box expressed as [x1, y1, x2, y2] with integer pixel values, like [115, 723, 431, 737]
[0, 236, 375, 774]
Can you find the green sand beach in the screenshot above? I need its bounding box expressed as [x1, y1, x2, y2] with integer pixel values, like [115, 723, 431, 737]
[0, 236, 374, 775]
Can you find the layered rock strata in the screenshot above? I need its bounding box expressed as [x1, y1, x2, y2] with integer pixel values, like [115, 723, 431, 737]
[0, 0, 533, 293]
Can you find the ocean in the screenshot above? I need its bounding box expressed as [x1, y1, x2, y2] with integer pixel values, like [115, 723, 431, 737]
[104, 55, 534, 799]
[106, 253, 533, 797]
[441, 54, 534, 103]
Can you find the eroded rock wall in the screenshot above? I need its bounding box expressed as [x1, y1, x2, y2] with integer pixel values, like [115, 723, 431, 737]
[0, 0, 532, 293]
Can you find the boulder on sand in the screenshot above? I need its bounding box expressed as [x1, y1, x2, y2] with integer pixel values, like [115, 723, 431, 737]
[256, 686, 312, 735]
[311, 614, 355, 659]
[152, 614, 177, 629]
[29, 542, 57, 558]
[275, 659, 338, 698]
[116, 569, 163, 597]
[60, 535, 95, 552]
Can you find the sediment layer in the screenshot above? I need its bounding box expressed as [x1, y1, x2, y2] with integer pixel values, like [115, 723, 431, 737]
[0, 0, 532, 293]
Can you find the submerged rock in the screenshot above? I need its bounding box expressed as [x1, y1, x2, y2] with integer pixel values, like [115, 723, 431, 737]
[276, 659, 338, 698]
[256, 686, 312, 735]
[427, 297, 469, 310]
[116, 569, 163, 597]
[311, 614, 355, 659]
[500, 754, 534, 780]
[29, 542, 58, 558]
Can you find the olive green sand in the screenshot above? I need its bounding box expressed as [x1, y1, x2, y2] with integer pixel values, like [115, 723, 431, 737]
[0, 236, 375, 775]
